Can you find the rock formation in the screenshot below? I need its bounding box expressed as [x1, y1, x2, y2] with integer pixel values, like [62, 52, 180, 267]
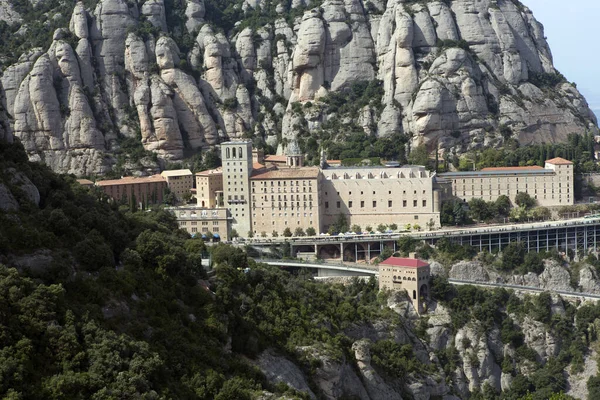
[0, 0, 596, 175]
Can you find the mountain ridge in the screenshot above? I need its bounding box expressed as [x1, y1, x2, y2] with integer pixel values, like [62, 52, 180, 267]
[0, 0, 597, 176]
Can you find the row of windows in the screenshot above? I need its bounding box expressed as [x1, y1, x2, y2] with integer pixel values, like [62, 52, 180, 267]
[253, 212, 314, 217]
[458, 175, 570, 183]
[254, 194, 313, 201]
[189, 227, 220, 233]
[325, 189, 427, 196]
[325, 200, 426, 208]
[225, 147, 245, 159]
[254, 202, 314, 209]
[254, 187, 313, 193]
[253, 180, 313, 186]
[253, 220, 314, 227]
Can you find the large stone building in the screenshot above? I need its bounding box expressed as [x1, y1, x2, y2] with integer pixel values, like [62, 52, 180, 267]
[321, 165, 446, 231]
[196, 167, 223, 208]
[378, 257, 430, 313]
[96, 175, 167, 205]
[438, 157, 574, 207]
[174, 206, 230, 241]
[250, 167, 321, 235]
[221, 141, 254, 237]
[160, 169, 194, 202]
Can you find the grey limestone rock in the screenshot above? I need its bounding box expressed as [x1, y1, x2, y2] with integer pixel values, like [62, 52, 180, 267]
[0, 0, 597, 175]
[256, 349, 316, 399]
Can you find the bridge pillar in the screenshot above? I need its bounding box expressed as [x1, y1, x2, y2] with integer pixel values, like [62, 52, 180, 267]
[340, 242, 344, 261]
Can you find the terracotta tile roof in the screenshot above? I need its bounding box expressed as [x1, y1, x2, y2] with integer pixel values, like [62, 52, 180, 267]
[76, 179, 94, 185]
[545, 157, 573, 165]
[253, 162, 266, 170]
[481, 166, 544, 172]
[196, 167, 223, 176]
[96, 175, 166, 186]
[250, 167, 320, 180]
[265, 155, 287, 163]
[160, 169, 193, 177]
[380, 257, 429, 268]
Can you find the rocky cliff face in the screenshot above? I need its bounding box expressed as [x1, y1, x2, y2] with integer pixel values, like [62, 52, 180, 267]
[0, 0, 597, 175]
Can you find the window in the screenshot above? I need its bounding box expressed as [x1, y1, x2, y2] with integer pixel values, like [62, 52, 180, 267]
[414, 215, 418, 220]
[360, 201, 365, 207]
[349, 201, 353, 208]
[325, 202, 329, 208]
[403, 200, 407, 207]
[336, 201, 341, 208]
[413, 200, 417, 207]
[422, 200, 426, 207]
[373, 201, 377, 207]
[388, 200, 392, 207]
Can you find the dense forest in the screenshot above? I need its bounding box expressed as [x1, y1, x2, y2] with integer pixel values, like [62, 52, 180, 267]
[2, 139, 600, 399]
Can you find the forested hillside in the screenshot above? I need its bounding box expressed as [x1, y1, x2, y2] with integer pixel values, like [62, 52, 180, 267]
[2, 139, 600, 399]
[0, 0, 597, 175]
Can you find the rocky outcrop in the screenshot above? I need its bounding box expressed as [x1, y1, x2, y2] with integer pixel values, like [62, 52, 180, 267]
[449, 260, 500, 282]
[352, 339, 402, 400]
[298, 345, 370, 400]
[256, 349, 316, 399]
[0, 0, 596, 174]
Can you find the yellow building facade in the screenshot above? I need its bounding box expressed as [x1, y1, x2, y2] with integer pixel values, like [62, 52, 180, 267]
[173, 206, 230, 241]
[250, 167, 321, 236]
[196, 167, 223, 208]
[438, 157, 574, 207]
[378, 257, 430, 313]
[161, 169, 194, 202]
[321, 166, 445, 231]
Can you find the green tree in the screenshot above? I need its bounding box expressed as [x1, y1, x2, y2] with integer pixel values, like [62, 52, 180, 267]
[377, 224, 387, 233]
[468, 198, 492, 222]
[495, 195, 511, 217]
[408, 144, 429, 167]
[283, 228, 293, 237]
[397, 237, 417, 256]
[501, 242, 525, 271]
[306, 227, 316, 236]
[389, 223, 398, 231]
[230, 229, 239, 239]
[294, 227, 305, 237]
[515, 192, 536, 209]
[271, 230, 279, 237]
[351, 224, 362, 234]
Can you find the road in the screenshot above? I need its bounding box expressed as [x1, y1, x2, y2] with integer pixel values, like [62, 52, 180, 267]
[449, 279, 600, 301]
[259, 258, 600, 301]
[244, 216, 600, 246]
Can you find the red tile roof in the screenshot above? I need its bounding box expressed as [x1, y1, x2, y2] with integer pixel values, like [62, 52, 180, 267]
[265, 155, 287, 163]
[481, 166, 544, 172]
[253, 162, 266, 170]
[96, 175, 165, 186]
[380, 257, 429, 268]
[545, 157, 573, 165]
[196, 167, 222, 176]
[250, 167, 320, 180]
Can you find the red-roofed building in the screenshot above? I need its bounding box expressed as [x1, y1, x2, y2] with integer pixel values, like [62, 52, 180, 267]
[481, 166, 544, 172]
[545, 157, 573, 166]
[96, 175, 167, 205]
[379, 257, 430, 313]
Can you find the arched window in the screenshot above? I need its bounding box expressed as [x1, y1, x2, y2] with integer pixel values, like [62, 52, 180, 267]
[232, 147, 237, 158]
[226, 148, 230, 158]
[239, 147, 243, 158]
[413, 290, 417, 300]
